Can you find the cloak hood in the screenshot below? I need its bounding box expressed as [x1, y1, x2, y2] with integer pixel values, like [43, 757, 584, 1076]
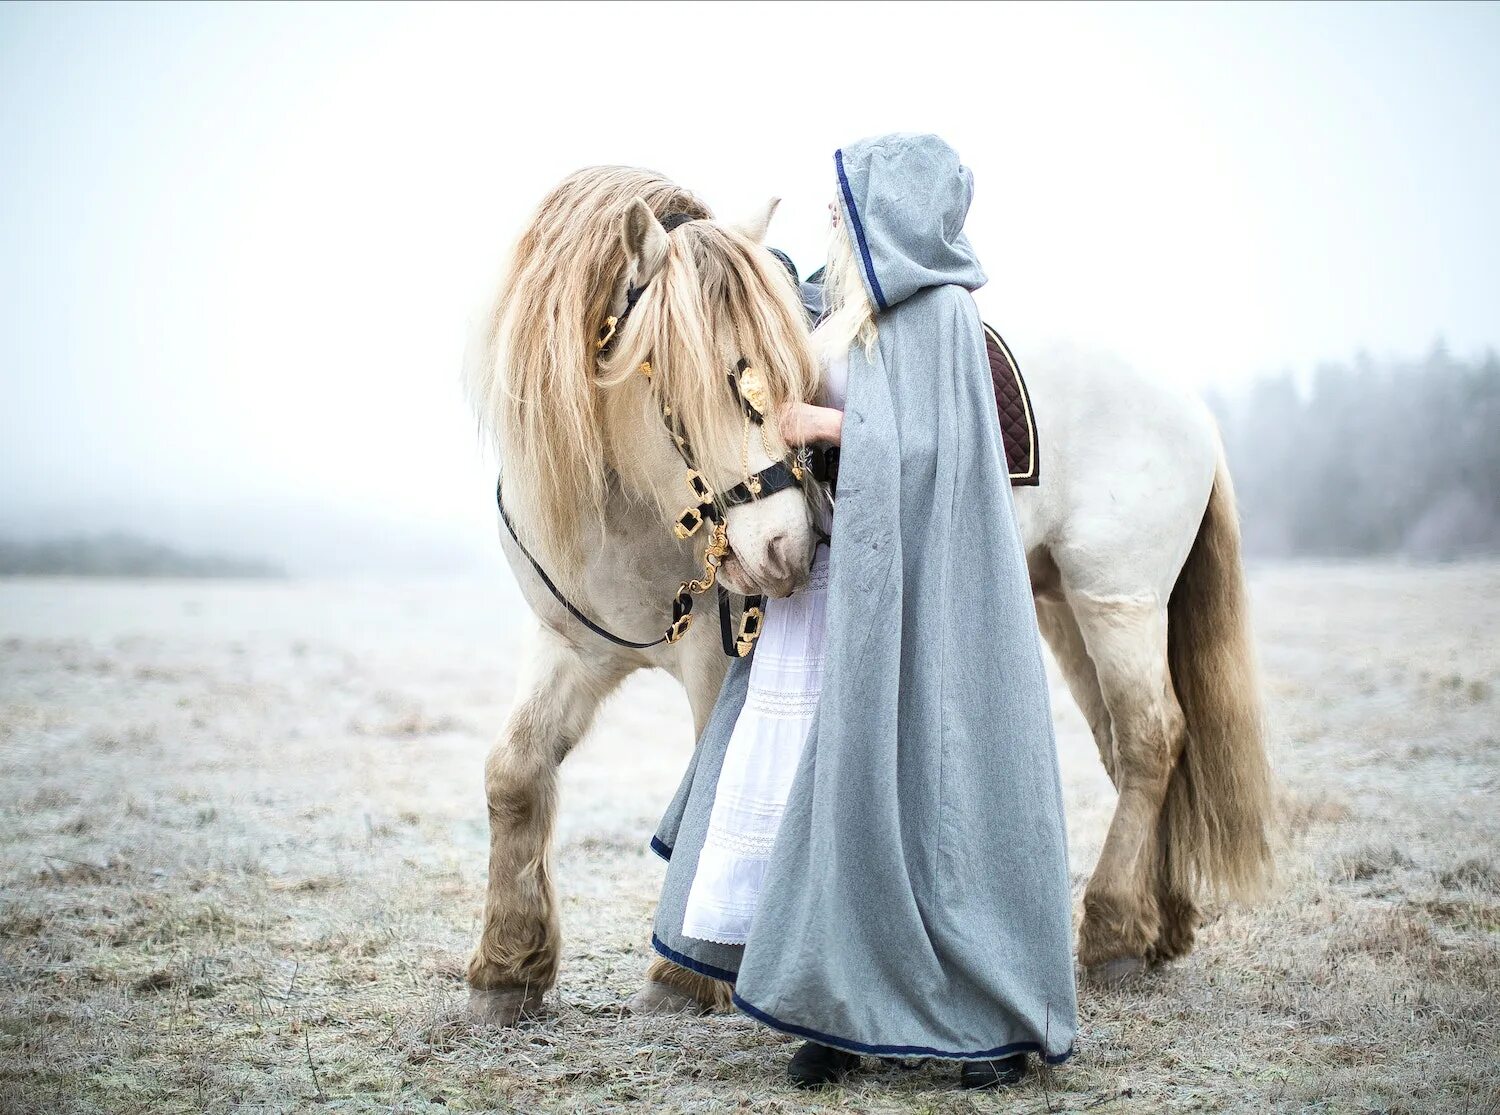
[834, 133, 987, 311]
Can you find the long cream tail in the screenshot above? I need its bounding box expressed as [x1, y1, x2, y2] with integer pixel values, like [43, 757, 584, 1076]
[1162, 452, 1276, 900]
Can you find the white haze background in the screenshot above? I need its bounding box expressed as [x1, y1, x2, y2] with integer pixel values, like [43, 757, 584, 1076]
[3, 1, 1497, 574]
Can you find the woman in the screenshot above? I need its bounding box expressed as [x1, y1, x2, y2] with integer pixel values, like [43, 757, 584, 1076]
[651, 133, 1078, 1091]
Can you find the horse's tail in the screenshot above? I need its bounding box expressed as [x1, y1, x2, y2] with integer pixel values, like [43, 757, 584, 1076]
[1162, 449, 1275, 902]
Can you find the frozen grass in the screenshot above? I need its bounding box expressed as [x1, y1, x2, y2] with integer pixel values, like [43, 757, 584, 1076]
[1, 565, 1498, 1113]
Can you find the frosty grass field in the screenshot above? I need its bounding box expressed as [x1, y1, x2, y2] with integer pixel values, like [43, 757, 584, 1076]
[1, 562, 1497, 1113]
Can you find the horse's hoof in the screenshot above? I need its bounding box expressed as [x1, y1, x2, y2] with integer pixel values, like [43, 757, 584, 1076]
[468, 985, 544, 1026]
[626, 979, 709, 1016]
[1087, 956, 1147, 985]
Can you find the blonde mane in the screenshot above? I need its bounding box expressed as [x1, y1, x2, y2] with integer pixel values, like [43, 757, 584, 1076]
[596, 219, 817, 512]
[468, 166, 816, 569]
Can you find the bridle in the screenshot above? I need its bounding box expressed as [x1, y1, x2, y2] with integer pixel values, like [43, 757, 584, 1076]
[496, 212, 812, 659]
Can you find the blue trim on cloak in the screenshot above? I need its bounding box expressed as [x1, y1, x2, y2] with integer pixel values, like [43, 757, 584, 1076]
[649, 835, 672, 862]
[731, 991, 1076, 1065]
[835, 148, 889, 311]
[650, 933, 739, 985]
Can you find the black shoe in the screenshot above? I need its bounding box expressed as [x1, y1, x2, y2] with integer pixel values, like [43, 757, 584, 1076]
[787, 1041, 861, 1089]
[960, 1053, 1027, 1089]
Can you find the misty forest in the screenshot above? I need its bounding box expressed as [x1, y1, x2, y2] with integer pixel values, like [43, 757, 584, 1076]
[1210, 344, 1500, 561]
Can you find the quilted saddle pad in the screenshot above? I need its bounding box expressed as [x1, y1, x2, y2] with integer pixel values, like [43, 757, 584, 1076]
[983, 323, 1039, 486]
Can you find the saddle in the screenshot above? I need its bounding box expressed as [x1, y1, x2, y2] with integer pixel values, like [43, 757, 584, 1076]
[983, 323, 1039, 486]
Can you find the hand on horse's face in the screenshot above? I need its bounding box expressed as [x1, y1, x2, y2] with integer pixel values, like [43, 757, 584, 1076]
[778, 400, 843, 447]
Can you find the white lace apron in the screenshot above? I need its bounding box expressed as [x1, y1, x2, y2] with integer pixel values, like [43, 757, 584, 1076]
[681, 352, 847, 945]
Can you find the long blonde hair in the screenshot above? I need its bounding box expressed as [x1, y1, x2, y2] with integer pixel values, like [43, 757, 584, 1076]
[812, 207, 878, 364]
[467, 167, 816, 568]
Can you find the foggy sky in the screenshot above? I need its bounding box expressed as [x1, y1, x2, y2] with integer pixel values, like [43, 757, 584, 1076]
[3, 2, 1497, 574]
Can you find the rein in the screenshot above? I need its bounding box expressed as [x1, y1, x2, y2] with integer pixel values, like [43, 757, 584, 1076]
[496, 212, 811, 659]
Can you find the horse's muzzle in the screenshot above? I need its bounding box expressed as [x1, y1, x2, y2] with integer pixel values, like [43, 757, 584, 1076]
[722, 535, 810, 599]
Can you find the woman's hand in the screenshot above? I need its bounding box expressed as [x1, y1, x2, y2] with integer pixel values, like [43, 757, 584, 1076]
[779, 400, 843, 447]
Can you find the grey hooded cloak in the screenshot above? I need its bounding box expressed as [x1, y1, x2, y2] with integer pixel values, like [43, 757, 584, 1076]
[650, 133, 1078, 1063]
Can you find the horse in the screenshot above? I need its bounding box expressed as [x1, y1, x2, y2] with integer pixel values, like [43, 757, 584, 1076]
[462, 166, 1274, 1025]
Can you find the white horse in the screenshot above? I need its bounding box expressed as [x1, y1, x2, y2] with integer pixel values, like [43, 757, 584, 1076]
[463, 167, 1273, 1025]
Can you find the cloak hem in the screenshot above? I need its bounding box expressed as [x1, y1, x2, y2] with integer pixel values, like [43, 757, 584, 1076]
[648, 931, 1078, 1065]
[650, 933, 738, 985]
[731, 992, 1076, 1065]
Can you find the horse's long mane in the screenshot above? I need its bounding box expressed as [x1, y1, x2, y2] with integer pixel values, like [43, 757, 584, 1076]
[596, 218, 817, 510]
[468, 167, 709, 564]
[468, 166, 815, 568]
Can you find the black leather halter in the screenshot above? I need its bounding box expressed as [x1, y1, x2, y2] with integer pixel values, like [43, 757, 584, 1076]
[496, 212, 809, 658]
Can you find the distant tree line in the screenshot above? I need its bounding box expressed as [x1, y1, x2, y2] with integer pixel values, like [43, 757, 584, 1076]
[0, 531, 283, 578]
[1208, 345, 1500, 560]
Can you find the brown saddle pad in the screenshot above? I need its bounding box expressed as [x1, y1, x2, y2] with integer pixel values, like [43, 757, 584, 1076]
[983, 323, 1039, 486]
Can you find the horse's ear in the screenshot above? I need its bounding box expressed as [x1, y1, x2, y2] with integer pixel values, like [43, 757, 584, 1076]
[621, 198, 669, 286]
[735, 197, 780, 243]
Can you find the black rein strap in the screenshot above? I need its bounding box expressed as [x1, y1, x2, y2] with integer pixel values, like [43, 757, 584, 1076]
[495, 477, 667, 650]
[497, 476, 767, 657]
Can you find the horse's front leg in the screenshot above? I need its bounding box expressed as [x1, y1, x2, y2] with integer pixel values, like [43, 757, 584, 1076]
[468, 624, 630, 1025]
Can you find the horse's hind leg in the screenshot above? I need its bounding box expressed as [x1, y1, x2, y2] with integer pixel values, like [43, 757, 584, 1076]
[468, 624, 631, 1025]
[1038, 593, 1196, 959]
[1035, 594, 1113, 780]
[1069, 592, 1189, 978]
